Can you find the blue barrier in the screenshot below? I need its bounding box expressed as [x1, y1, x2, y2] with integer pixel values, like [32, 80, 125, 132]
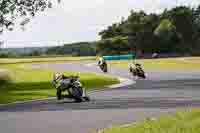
[102, 54, 135, 61]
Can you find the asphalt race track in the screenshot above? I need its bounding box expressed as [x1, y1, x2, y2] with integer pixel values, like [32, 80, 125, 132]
[1, 62, 200, 133]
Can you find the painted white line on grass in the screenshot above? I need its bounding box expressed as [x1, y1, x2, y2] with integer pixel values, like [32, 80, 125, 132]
[84, 62, 136, 88]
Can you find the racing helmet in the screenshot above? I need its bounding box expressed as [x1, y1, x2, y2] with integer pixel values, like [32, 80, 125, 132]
[135, 63, 141, 66]
[99, 57, 104, 62]
[54, 73, 63, 81]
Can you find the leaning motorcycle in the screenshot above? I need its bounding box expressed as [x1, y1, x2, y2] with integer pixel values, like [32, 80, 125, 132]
[53, 74, 90, 102]
[98, 61, 108, 73]
[129, 65, 146, 79]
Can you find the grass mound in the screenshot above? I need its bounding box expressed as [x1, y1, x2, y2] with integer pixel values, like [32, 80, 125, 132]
[0, 63, 118, 104]
[0, 71, 11, 87]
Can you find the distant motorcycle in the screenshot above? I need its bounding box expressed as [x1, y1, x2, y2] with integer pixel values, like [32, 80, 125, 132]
[99, 62, 108, 73]
[129, 63, 146, 79]
[53, 74, 90, 102]
[98, 58, 108, 73]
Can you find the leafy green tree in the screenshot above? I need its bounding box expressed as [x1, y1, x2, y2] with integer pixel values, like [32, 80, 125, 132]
[191, 5, 200, 55]
[98, 5, 200, 55]
[162, 6, 195, 44]
[154, 19, 180, 52]
[46, 42, 96, 56]
[0, 0, 60, 33]
[99, 23, 123, 39]
[96, 36, 129, 55]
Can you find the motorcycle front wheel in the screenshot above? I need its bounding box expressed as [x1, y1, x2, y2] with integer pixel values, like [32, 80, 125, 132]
[102, 65, 108, 73]
[83, 96, 90, 101]
[56, 89, 62, 100]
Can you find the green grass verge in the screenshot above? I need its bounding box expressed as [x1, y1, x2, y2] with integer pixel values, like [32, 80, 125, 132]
[0, 63, 118, 104]
[183, 57, 200, 62]
[0, 56, 97, 64]
[110, 57, 200, 71]
[98, 109, 200, 133]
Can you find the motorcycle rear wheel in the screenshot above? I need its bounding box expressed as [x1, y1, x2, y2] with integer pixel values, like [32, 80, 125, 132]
[74, 97, 83, 103]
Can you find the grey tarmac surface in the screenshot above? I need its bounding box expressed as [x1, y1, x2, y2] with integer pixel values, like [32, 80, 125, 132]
[1, 61, 200, 133]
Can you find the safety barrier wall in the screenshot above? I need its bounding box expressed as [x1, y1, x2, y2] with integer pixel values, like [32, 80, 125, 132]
[102, 54, 136, 61]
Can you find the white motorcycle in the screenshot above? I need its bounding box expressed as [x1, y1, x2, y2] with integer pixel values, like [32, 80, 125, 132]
[129, 63, 146, 79]
[98, 58, 108, 73]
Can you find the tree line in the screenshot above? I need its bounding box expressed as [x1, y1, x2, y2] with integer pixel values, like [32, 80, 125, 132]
[0, 42, 96, 58]
[46, 42, 96, 56]
[96, 5, 200, 56]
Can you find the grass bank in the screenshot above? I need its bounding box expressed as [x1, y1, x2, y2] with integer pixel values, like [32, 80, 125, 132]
[98, 109, 200, 133]
[111, 57, 200, 72]
[0, 62, 118, 104]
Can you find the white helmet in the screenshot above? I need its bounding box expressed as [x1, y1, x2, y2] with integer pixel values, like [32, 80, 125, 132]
[54, 73, 63, 81]
[99, 57, 104, 62]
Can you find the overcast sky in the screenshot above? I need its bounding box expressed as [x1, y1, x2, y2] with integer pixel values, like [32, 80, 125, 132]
[1, 0, 200, 48]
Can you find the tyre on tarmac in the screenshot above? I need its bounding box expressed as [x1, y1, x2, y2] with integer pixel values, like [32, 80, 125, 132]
[83, 96, 90, 101]
[56, 88, 62, 100]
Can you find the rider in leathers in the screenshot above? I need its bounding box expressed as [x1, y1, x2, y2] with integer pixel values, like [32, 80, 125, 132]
[98, 57, 107, 72]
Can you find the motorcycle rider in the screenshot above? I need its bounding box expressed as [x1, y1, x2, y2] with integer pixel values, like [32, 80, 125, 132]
[53, 73, 69, 88]
[53, 73, 90, 101]
[129, 62, 146, 78]
[53, 73, 71, 100]
[98, 57, 108, 72]
[135, 63, 143, 73]
[98, 57, 105, 65]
